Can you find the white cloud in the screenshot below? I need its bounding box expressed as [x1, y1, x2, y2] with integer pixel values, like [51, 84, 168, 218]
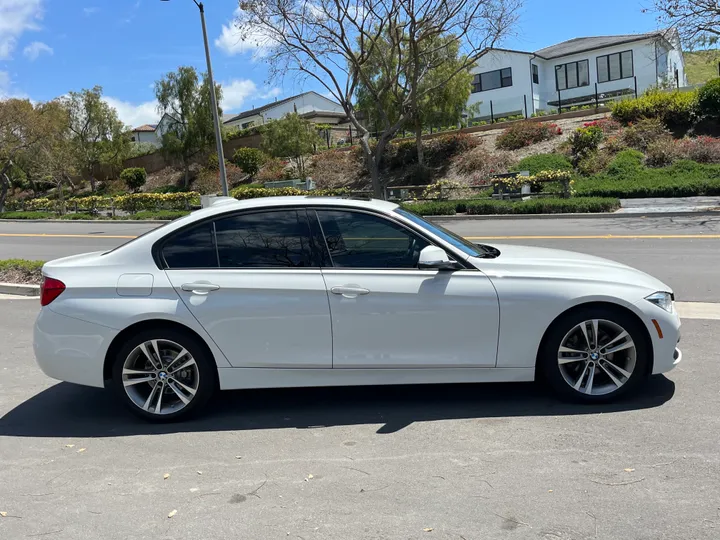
[83, 6, 99, 16]
[220, 79, 283, 112]
[23, 40, 52, 61]
[215, 8, 274, 59]
[0, 70, 28, 99]
[0, 0, 43, 59]
[102, 96, 160, 128]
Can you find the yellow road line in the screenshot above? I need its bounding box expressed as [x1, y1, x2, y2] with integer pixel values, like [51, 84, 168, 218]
[0, 233, 136, 239]
[466, 234, 720, 240]
[1, 233, 720, 240]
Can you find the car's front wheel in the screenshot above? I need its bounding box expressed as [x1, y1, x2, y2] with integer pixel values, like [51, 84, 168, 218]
[540, 307, 649, 403]
[111, 328, 216, 421]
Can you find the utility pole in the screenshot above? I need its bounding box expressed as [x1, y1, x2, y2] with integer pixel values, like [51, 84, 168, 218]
[161, 0, 228, 196]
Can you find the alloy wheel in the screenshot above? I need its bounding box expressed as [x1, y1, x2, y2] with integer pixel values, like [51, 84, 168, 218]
[557, 318, 637, 396]
[121, 339, 200, 415]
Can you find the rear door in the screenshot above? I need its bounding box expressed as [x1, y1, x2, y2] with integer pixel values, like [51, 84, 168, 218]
[312, 209, 500, 369]
[162, 208, 332, 368]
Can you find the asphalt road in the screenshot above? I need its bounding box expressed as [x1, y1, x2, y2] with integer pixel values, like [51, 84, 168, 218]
[2, 215, 719, 301]
[0, 298, 718, 539]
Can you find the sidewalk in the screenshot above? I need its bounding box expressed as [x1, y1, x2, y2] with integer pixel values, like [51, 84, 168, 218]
[617, 196, 720, 214]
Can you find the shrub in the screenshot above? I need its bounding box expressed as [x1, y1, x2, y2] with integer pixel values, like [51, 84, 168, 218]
[582, 118, 622, 134]
[621, 118, 672, 151]
[607, 149, 645, 177]
[697, 78, 720, 119]
[128, 210, 189, 220]
[577, 151, 614, 176]
[645, 138, 679, 167]
[604, 134, 628, 154]
[153, 185, 187, 193]
[232, 147, 267, 176]
[420, 180, 463, 200]
[569, 125, 604, 160]
[453, 146, 516, 182]
[229, 186, 350, 200]
[463, 197, 620, 215]
[675, 136, 720, 163]
[574, 161, 720, 198]
[311, 150, 363, 189]
[495, 121, 562, 150]
[119, 167, 147, 192]
[515, 153, 573, 175]
[402, 200, 460, 216]
[426, 133, 481, 165]
[59, 213, 96, 220]
[255, 158, 287, 183]
[610, 88, 698, 130]
[207, 152, 219, 170]
[0, 211, 53, 219]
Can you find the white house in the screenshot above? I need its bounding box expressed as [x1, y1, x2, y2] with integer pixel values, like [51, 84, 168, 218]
[130, 113, 180, 147]
[223, 91, 348, 129]
[467, 30, 687, 120]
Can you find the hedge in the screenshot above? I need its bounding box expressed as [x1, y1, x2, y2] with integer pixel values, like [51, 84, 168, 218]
[575, 160, 720, 198]
[230, 186, 350, 199]
[4, 192, 201, 213]
[0, 259, 44, 284]
[403, 197, 620, 215]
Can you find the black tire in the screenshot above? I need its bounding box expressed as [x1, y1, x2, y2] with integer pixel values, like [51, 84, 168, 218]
[111, 328, 217, 422]
[539, 306, 650, 403]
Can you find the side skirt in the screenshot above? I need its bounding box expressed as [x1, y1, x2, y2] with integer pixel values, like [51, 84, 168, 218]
[217, 367, 535, 391]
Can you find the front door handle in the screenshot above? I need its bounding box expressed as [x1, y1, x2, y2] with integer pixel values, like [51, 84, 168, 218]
[181, 282, 220, 294]
[331, 286, 370, 299]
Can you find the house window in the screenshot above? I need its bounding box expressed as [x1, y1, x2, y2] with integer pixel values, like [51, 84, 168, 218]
[532, 64, 539, 84]
[471, 67, 513, 93]
[597, 50, 633, 83]
[555, 60, 589, 91]
[241, 121, 255, 129]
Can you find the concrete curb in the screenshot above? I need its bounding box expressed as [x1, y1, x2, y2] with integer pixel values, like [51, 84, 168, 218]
[0, 282, 40, 297]
[427, 210, 720, 221]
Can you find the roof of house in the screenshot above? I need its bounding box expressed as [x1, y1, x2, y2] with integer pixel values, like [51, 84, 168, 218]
[223, 91, 341, 124]
[132, 124, 157, 132]
[534, 31, 673, 59]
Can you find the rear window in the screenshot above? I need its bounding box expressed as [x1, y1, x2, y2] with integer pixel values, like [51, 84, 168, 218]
[162, 222, 217, 269]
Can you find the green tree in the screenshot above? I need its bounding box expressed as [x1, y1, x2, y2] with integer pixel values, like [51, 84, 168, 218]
[0, 99, 71, 211]
[155, 66, 223, 188]
[61, 86, 130, 192]
[261, 114, 321, 179]
[235, 0, 520, 197]
[356, 33, 474, 168]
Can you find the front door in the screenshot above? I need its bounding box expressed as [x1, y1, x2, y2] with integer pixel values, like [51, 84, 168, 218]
[162, 208, 332, 368]
[313, 209, 499, 368]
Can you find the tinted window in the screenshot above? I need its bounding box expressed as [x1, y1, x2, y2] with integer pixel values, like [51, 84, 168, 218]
[317, 210, 429, 269]
[214, 210, 315, 268]
[163, 222, 217, 269]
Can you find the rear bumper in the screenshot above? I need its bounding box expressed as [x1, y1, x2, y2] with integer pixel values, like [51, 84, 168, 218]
[33, 308, 118, 388]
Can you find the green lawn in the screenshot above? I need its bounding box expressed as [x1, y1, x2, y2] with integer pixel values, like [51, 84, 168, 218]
[684, 50, 720, 85]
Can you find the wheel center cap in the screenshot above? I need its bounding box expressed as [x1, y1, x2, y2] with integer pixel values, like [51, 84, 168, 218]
[590, 352, 600, 361]
[158, 371, 168, 380]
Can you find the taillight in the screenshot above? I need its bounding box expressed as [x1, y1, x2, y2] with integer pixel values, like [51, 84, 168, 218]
[40, 276, 66, 306]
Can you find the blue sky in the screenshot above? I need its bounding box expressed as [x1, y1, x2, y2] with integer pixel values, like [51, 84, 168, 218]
[0, 0, 664, 127]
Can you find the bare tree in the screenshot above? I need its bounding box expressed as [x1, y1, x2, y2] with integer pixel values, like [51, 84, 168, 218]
[648, 0, 719, 47]
[234, 0, 520, 197]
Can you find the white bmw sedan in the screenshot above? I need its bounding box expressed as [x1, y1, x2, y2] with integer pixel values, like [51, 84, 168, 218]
[34, 196, 681, 421]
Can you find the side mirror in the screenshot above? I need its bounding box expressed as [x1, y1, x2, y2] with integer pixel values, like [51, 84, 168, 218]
[418, 245, 459, 270]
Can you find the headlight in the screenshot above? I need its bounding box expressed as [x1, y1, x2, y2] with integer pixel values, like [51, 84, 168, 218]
[645, 291, 674, 313]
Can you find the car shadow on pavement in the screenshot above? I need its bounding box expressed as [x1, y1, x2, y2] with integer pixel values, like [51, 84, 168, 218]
[0, 376, 675, 438]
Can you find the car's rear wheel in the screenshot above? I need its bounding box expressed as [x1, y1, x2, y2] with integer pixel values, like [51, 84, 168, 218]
[540, 307, 649, 403]
[111, 329, 216, 421]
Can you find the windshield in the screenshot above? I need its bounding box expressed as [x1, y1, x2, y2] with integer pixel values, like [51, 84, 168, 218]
[394, 208, 499, 259]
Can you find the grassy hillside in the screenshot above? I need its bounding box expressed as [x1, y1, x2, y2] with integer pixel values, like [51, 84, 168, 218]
[685, 50, 720, 84]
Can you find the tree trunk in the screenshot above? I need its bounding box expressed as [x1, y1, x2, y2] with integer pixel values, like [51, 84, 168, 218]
[358, 135, 382, 198]
[0, 161, 12, 213]
[183, 161, 190, 188]
[415, 117, 424, 168]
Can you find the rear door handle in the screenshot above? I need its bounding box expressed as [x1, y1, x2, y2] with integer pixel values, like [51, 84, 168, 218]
[331, 286, 370, 299]
[181, 282, 220, 294]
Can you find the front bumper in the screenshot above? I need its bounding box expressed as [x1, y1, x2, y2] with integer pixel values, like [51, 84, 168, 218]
[635, 299, 682, 375]
[33, 308, 118, 388]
